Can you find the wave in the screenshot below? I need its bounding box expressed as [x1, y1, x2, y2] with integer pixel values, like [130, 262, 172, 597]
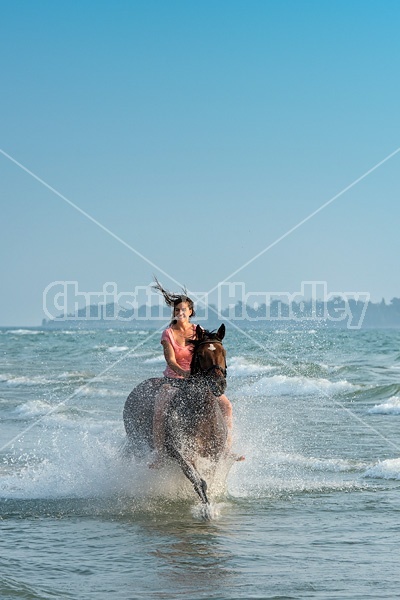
[364, 458, 400, 480]
[106, 329, 150, 336]
[107, 345, 130, 353]
[5, 329, 44, 335]
[57, 371, 95, 381]
[368, 396, 400, 415]
[75, 387, 123, 397]
[242, 374, 356, 397]
[225, 445, 371, 499]
[228, 356, 276, 377]
[265, 451, 366, 473]
[56, 329, 97, 335]
[12, 399, 61, 419]
[9, 399, 122, 429]
[0, 374, 53, 386]
[364, 383, 400, 402]
[1, 371, 103, 388]
[57, 329, 96, 335]
[118, 330, 148, 335]
[143, 354, 165, 364]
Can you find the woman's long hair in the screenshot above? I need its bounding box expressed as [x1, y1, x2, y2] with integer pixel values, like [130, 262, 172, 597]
[153, 277, 196, 320]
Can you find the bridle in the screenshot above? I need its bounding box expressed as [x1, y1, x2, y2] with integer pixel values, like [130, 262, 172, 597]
[192, 340, 227, 379]
[204, 364, 227, 377]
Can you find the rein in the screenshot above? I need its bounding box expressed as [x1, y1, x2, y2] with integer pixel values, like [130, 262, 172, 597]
[203, 364, 227, 377]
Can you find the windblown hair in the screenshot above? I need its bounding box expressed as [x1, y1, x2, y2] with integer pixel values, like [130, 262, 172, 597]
[153, 277, 196, 318]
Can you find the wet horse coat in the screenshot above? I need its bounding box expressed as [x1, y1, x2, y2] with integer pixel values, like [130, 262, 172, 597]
[123, 325, 228, 506]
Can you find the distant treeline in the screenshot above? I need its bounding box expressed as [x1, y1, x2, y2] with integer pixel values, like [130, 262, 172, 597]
[42, 297, 400, 329]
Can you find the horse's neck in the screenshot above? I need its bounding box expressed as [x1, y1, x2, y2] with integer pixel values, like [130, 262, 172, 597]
[175, 377, 212, 408]
[187, 376, 210, 395]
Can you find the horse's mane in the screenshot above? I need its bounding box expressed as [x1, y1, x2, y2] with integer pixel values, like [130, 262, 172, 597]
[189, 329, 223, 347]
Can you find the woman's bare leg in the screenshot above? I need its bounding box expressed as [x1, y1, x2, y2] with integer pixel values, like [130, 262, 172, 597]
[218, 394, 245, 461]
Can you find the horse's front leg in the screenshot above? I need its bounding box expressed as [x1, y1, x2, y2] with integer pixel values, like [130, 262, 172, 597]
[166, 445, 210, 505]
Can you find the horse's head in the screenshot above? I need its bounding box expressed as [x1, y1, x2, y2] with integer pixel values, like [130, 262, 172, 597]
[190, 324, 227, 396]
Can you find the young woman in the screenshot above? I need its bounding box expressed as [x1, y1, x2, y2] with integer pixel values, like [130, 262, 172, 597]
[150, 280, 240, 468]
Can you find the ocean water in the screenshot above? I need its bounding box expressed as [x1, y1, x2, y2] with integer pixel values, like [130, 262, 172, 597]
[1, 325, 400, 599]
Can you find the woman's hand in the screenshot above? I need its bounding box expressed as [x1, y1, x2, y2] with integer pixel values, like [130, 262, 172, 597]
[162, 340, 191, 378]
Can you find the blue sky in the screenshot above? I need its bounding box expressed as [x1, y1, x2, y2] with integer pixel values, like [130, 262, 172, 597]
[1, 0, 399, 325]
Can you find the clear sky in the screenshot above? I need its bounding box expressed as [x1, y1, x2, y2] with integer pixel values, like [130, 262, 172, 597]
[1, 0, 399, 326]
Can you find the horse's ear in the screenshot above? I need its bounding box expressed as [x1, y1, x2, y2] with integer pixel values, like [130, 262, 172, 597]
[196, 324, 204, 340]
[217, 324, 225, 341]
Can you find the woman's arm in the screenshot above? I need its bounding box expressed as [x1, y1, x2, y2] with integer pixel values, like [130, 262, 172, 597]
[161, 340, 191, 377]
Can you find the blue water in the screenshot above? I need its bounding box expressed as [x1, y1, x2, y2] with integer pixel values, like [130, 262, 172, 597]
[1, 326, 400, 599]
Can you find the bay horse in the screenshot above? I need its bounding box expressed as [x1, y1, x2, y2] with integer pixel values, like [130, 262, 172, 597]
[123, 324, 228, 510]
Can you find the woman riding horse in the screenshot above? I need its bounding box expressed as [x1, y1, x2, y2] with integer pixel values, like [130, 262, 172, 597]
[149, 279, 235, 468]
[123, 281, 244, 507]
[123, 323, 232, 506]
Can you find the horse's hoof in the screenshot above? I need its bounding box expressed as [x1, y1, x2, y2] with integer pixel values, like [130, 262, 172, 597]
[200, 503, 213, 521]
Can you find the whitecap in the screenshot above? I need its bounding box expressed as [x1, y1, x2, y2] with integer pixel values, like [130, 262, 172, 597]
[143, 354, 165, 364]
[7, 329, 44, 335]
[364, 458, 400, 480]
[58, 330, 80, 335]
[121, 330, 149, 336]
[309, 362, 342, 374]
[65, 329, 95, 335]
[107, 346, 130, 353]
[368, 396, 400, 415]
[13, 400, 59, 419]
[228, 356, 276, 377]
[244, 374, 355, 397]
[75, 387, 123, 397]
[57, 371, 93, 380]
[267, 451, 366, 473]
[5, 375, 52, 386]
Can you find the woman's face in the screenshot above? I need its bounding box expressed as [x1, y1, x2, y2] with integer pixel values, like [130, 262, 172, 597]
[174, 301, 192, 322]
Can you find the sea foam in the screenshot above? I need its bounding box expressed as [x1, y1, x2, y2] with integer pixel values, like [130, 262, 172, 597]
[243, 374, 355, 397]
[368, 396, 400, 415]
[364, 458, 400, 480]
[107, 345, 130, 353]
[2, 374, 53, 386]
[6, 329, 44, 335]
[228, 356, 276, 377]
[143, 354, 165, 364]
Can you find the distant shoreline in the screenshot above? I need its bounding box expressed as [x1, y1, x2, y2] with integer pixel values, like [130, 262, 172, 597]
[3, 297, 400, 330]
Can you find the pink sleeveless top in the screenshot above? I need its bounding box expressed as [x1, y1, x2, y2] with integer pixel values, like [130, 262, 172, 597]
[161, 324, 197, 378]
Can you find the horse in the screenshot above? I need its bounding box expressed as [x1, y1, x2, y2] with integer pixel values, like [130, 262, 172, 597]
[123, 324, 229, 510]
